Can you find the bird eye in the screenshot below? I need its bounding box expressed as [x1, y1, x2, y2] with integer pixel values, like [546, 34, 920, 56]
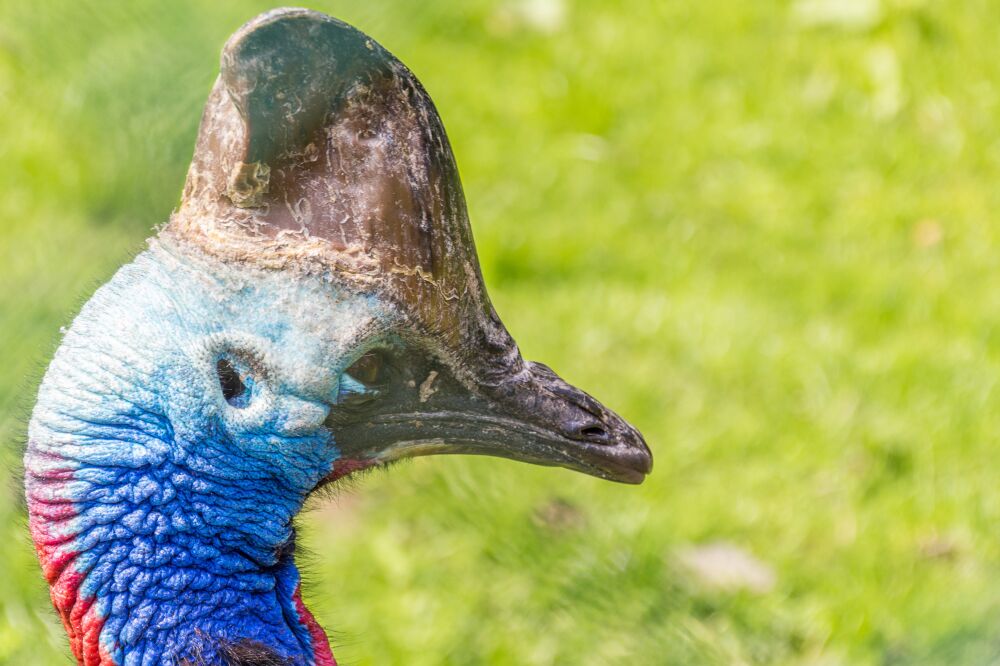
[345, 350, 386, 387]
[216, 358, 251, 408]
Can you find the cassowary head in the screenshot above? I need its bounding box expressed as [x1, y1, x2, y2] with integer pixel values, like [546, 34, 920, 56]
[25, 8, 651, 665]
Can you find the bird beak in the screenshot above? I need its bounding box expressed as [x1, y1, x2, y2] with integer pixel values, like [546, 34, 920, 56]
[325, 353, 653, 485]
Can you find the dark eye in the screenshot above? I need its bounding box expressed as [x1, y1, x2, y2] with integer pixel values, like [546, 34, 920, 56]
[216, 359, 250, 407]
[345, 350, 386, 386]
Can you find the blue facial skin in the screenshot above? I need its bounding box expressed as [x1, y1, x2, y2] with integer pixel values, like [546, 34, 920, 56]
[27, 237, 394, 665]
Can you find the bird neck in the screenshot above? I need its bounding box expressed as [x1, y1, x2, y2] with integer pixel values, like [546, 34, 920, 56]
[27, 448, 337, 666]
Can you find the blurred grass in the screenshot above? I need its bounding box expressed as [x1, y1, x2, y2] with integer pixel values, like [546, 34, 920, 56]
[3, 0, 1000, 663]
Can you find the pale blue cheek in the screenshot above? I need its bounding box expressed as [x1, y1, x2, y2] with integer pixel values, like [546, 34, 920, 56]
[270, 394, 331, 435]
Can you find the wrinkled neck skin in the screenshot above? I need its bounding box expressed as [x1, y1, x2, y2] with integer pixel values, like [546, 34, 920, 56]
[24, 240, 377, 665]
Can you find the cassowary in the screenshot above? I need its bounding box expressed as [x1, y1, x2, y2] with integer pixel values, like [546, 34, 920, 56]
[24, 8, 652, 665]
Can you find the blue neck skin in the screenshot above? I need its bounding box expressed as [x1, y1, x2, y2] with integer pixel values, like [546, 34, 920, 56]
[26, 239, 390, 664]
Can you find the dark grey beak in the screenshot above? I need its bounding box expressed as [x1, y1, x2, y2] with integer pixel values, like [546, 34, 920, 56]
[326, 350, 653, 485]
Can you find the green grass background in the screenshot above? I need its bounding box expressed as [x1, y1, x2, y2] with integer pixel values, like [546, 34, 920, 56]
[3, 0, 1000, 663]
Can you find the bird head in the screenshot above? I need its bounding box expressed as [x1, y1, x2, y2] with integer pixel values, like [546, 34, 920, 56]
[25, 9, 651, 665]
[166, 7, 652, 487]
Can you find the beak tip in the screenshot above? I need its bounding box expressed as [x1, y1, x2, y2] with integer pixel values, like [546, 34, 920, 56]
[616, 446, 654, 484]
[604, 460, 650, 485]
[605, 421, 653, 483]
[584, 431, 652, 485]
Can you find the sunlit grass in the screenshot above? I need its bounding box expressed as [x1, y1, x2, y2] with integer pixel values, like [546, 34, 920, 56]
[4, 1, 1000, 663]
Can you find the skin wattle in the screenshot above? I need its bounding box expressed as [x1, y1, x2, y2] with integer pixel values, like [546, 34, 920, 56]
[26, 238, 382, 664]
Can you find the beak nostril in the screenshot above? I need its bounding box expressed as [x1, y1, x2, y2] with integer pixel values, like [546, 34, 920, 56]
[579, 424, 610, 443]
